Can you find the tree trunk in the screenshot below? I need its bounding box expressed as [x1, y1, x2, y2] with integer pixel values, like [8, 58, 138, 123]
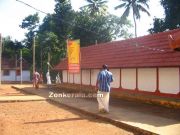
[133, 12, 137, 37]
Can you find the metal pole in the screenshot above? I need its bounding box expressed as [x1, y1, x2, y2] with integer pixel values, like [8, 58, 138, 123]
[33, 37, 35, 73]
[20, 50, 22, 84]
[15, 54, 17, 81]
[0, 34, 2, 85]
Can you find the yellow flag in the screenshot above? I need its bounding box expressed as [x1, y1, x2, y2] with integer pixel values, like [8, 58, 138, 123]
[67, 39, 80, 64]
[67, 39, 80, 73]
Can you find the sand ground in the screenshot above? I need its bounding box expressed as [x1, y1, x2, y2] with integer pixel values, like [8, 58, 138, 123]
[0, 85, 133, 135]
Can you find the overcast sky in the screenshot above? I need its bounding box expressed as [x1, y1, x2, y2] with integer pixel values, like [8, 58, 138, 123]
[0, 0, 164, 41]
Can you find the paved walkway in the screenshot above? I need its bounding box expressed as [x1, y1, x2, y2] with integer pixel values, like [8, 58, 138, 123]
[12, 85, 180, 135]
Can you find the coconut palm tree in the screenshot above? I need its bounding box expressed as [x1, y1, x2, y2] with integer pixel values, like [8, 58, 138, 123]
[115, 0, 150, 37]
[81, 0, 108, 16]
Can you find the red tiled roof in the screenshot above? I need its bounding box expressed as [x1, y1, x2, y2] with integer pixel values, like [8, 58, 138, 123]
[2, 58, 29, 70]
[54, 28, 180, 70]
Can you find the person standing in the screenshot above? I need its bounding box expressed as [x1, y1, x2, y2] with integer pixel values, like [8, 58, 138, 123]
[96, 64, 113, 113]
[33, 69, 40, 89]
[56, 72, 61, 84]
[46, 70, 52, 85]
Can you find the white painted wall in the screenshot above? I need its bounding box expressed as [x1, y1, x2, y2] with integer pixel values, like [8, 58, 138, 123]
[121, 68, 136, 90]
[62, 67, 180, 95]
[159, 68, 179, 94]
[109, 69, 120, 88]
[16, 70, 30, 81]
[2, 70, 30, 81]
[82, 70, 90, 85]
[74, 73, 81, 84]
[68, 73, 74, 83]
[91, 69, 99, 86]
[2, 70, 16, 81]
[62, 70, 68, 83]
[138, 68, 156, 92]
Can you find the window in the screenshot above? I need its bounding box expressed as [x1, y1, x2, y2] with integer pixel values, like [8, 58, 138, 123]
[16, 70, 21, 76]
[3, 70, 10, 76]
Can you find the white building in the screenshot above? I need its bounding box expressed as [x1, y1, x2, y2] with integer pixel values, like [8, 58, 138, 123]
[55, 28, 180, 98]
[2, 58, 30, 82]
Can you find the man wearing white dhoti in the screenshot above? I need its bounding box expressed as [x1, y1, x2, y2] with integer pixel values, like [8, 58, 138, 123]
[96, 64, 113, 113]
[46, 70, 52, 85]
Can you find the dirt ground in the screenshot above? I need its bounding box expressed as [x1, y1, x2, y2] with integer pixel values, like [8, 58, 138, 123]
[0, 85, 133, 135]
[0, 85, 27, 96]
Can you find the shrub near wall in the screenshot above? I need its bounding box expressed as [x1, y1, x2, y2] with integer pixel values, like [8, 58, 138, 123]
[53, 83, 96, 93]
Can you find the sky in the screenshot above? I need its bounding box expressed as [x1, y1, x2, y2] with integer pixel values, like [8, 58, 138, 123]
[0, 0, 165, 41]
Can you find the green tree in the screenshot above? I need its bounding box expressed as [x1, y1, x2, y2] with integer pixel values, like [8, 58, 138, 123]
[149, 0, 180, 33]
[72, 11, 132, 46]
[20, 13, 40, 48]
[54, 0, 74, 39]
[161, 0, 180, 29]
[2, 36, 23, 58]
[148, 18, 166, 34]
[81, 0, 108, 16]
[115, 0, 150, 37]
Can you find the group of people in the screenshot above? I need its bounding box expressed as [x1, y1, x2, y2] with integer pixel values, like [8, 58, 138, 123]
[33, 64, 113, 114]
[33, 70, 61, 89]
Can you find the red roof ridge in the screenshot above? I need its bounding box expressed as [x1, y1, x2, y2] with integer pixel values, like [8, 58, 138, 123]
[55, 28, 180, 70]
[81, 28, 180, 49]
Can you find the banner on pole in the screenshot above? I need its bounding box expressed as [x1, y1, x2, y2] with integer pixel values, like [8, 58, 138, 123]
[67, 39, 80, 73]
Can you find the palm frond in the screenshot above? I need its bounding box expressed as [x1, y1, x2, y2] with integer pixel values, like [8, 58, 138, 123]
[138, 5, 150, 16]
[133, 5, 140, 19]
[115, 3, 126, 10]
[86, 0, 94, 3]
[98, 0, 108, 4]
[121, 6, 130, 20]
[138, 0, 150, 9]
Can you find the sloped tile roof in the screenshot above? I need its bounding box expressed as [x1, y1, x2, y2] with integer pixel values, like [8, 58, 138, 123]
[54, 28, 180, 70]
[2, 58, 29, 70]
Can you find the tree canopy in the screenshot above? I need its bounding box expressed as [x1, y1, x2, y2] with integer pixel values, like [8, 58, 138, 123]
[15, 0, 133, 74]
[80, 0, 108, 16]
[115, 0, 150, 37]
[149, 0, 180, 33]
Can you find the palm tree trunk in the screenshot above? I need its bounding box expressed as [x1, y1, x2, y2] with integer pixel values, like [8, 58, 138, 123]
[133, 12, 137, 37]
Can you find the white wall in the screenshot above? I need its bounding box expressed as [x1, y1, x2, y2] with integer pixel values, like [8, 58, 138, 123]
[138, 68, 156, 92]
[2, 70, 30, 81]
[62, 70, 68, 83]
[74, 72, 81, 84]
[2, 70, 16, 81]
[121, 68, 136, 90]
[109, 69, 120, 88]
[16, 70, 30, 81]
[82, 70, 90, 85]
[62, 67, 180, 95]
[68, 73, 74, 83]
[159, 68, 179, 94]
[91, 69, 99, 86]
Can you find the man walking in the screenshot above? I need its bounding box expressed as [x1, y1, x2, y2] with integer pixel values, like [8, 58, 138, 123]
[96, 64, 113, 113]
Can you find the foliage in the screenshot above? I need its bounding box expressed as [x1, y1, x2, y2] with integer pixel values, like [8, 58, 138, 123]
[115, 0, 150, 37]
[148, 18, 166, 34]
[80, 0, 108, 16]
[161, 0, 180, 29]
[149, 0, 180, 33]
[72, 11, 132, 46]
[2, 36, 23, 58]
[20, 13, 40, 48]
[17, 0, 133, 74]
